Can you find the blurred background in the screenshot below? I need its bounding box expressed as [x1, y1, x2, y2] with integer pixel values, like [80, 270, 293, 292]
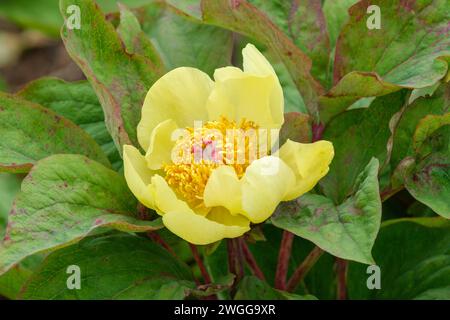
[0, 0, 160, 91]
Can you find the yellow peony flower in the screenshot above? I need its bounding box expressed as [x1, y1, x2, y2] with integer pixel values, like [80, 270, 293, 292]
[123, 44, 334, 245]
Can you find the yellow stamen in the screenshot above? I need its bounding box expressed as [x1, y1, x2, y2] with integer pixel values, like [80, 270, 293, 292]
[163, 116, 260, 208]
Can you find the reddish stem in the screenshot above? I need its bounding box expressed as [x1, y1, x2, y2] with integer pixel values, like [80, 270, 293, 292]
[189, 243, 212, 285]
[312, 122, 324, 142]
[286, 246, 323, 292]
[274, 231, 294, 290]
[235, 238, 245, 283]
[336, 258, 348, 300]
[241, 239, 266, 281]
[146, 231, 176, 257]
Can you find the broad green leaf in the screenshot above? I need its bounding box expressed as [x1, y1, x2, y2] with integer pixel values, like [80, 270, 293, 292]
[272, 158, 381, 265]
[0, 92, 109, 173]
[413, 113, 450, 152]
[0, 174, 44, 300]
[318, 71, 402, 123]
[201, 0, 324, 117]
[321, 0, 450, 122]
[322, 0, 359, 50]
[0, 254, 44, 299]
[334, 0, 449, 86]
[0, 0, 155, 37]
[0, 173, 21, 237]
[348, 218, 450, 299]
[21, 233, 195, 299]
[135, 1, 233, 77]
[279, 112, 311, 146]
[390, 84, 449, 173]
[0, 154, 163, 275]
[17, 77, 122, 170]
[60, 0, 162, 152]
[321, 90, 407, 203]
[116, 4, 165, 70]
[405, 125, 450, 218]
[248, 0, 331, 87]
[409, 82, 441, 104]
[235, 276, 317, 300]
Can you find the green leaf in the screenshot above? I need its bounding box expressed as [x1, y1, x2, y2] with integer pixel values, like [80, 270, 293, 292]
[116, 4, 165, 70]
[0, 173, 21, 237]
[272, 158, 381, 264]
[409, 82, 441, 104]
[413, 113, 450, 152]
[60, 0, 162, 152]
[0, 154, 162, 275]
[391, 84, 449, 172]
[0, 0, 156, 37]
[0, 254, 44, 299]
[201, 0, 324, 117]
[0, 92, 110, 173]
[17, 77, 122, 170]
[21, 233, 195, 299]
[318, 72, 402, 123]
[248, 0, 331, 88]
[405, 125, 450, 218]
[323, 0, 359, 50]
[135, 1, 233, 77]
[348, 218, 450, 299]
[321, 0, 450, 122]
[321, 90, 407, 203]
[279, 112, 311, 146]
[334, 0, 449, 87]
[235, 276, 316, 300]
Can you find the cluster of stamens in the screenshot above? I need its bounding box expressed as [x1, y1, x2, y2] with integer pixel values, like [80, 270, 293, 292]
[163, 116, 261, 209]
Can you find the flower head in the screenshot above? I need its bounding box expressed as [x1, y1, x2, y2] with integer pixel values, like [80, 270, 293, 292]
[123, 44, 334, 245]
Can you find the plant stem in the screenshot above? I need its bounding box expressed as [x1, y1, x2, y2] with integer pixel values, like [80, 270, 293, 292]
[235, 238, 245, 283]
[146, 231, 176, 257]
[336, 258, 348, 300]
[286, 246, 323, 292]
[227, 238, 237, 276]
[274, 231, 294, 290]
[189, 243, 212, 285]
[241, 239, 266, 281]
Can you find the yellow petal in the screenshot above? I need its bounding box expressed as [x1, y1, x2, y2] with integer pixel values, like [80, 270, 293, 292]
[242, 43, 277, 77]
[241, 156, 295, 223]
[151, 174, 194, 216]
[162, 207, 250, 245]
[207, 45, 284, 129]
[214, 66, 245, 82]
[206, 206, 249, 228]
[138, 67, 214, 151]
[207, 75, 283, 129]
[203, 165, 242, 214]
[277, 139, 334, 200]
[123, 145, 155, 209]
[145, 119, 178, 170]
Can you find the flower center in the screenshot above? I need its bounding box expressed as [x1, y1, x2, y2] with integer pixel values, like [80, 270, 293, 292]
[163, 116, 261, 209]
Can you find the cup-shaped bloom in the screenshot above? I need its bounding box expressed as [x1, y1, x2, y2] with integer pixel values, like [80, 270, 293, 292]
[123, 44, 334, 245]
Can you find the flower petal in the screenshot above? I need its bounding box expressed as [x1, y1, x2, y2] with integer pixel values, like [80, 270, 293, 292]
[151, 174, 194, 216]
[242, 43, 277, 77]
[123, 145, 155, 209]
[162, 207, 250, 245]
[138, 67, 214, 151]
[145, 119, 178, 170]
[206, 45, 284, 129]
[204, 165, 242, 214]
[241, 156, 295, 223]
[277, 139, 334, 200]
